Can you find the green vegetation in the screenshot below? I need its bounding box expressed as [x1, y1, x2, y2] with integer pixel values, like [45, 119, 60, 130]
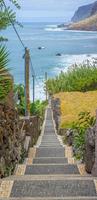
[0, 0, 20, 101]
[0, 0, 20, 31]
[14, 84, 47, 118]
[0, 45, 12, 100]
[46, 63, 97, 95]
[30, 100, 48, 120]
[71, 112, 96, 160]
[14, 84, 25, 115]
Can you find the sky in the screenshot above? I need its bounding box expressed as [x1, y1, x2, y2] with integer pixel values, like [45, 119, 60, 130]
[12, 0, 96, 22]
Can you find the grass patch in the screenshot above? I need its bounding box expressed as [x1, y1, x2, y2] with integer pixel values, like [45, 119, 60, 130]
[54, 91, 97, 128]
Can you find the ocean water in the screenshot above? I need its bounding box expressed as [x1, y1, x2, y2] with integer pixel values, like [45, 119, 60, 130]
[1, 22, 97, 100]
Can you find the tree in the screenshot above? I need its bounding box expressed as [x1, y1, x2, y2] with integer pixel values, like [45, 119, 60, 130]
[0, 0, 20, 100]
[0, 0, 20, 40]
[0, 45, 12, 100]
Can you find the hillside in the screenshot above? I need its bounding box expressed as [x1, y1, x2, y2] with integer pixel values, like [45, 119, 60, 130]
[68, 13, 97, 31]
[71, 1, 97, 22]
[71, 2, 93, 22]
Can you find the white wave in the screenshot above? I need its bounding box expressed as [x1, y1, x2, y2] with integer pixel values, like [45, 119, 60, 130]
[46, 24, 58, 28]
[58, 54, 97, 73]
[45, 27, 64, 32]
[65, 29, 97, 33]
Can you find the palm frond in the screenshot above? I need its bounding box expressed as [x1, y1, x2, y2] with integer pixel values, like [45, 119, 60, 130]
[0, 45, 12, 100]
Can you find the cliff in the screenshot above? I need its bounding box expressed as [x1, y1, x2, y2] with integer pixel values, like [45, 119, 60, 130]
[71, 1, 97, 23]
[69, 13, 97, 31]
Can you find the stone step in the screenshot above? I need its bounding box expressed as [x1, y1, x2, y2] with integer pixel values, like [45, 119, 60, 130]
[43, 133, 56, 136]
[25, 164, 80, 175]
[6, 174, 93, 181]
[33, 157, 68, 164]
[44, 128, 55, 131]
[45, 125, 54, 127]
[40, 145, 62, 148]
[40, 143, 61, 145]
[36, 147, 65, 157]
[40, 143, 61, 146]
[42, 136, 58, 139]
[45, 123, 54, 125]
[40, 142, 60, 145]
[41, 141, 60, 144]
[40, 145, 62, 147]
[42, 136, 59, 139]
[10, 179, 97, 198]
[43, 131, 56, 133]
[41, 140, 59, 143]
[41, 137, 59, 140]
[42, 137, 59, 140]
[3, 197, 97, 200]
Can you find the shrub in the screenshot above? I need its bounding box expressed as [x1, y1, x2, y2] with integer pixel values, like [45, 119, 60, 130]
[14, 84, 25, 115]
[46, 63, 97, 94]
[30, 100, 48, 120]
[14, 84, 48, 118]
[71, 111, 96, 160]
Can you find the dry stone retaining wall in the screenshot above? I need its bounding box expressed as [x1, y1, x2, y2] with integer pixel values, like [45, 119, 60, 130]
[0, 103, 41, 178]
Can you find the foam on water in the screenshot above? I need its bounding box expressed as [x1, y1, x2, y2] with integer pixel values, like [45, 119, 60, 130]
[45, 27, 64, 32]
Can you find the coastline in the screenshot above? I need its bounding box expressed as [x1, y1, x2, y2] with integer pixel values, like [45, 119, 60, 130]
[57, 23, 97, 32]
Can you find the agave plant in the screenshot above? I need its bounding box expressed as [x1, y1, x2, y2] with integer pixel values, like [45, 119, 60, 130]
[0, 45, 12, 100]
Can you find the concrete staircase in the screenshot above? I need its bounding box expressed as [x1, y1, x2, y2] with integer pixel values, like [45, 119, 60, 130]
[0, 107, 97, 199]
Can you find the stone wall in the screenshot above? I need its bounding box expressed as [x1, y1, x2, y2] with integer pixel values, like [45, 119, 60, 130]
[51, 97, 61, 131]
[92, 110, 97, 176]
[0, 103, 22, 178]
[0, 103, 41, 178]
[20, 116, 41, 150]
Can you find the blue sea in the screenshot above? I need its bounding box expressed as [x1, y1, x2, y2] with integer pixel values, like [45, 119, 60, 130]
[1, 22, 97, 100]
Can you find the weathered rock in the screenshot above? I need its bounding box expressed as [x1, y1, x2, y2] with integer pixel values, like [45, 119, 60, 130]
[59, 128, 67, 136]
[65, 129, 74, 146]
[0, 103, 23, 178]
[85, 126, 95, 173]
[59, 128, 73, 146]
[51, 98, 61, 131]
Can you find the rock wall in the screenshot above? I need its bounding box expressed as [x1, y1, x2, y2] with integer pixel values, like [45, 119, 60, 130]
[85, 126, 95, 173]
[92, 110, 97, 176]
[20, 116, 41, 148]
[0, 103, 41, 178]
[0, 103, 22, 178]
[51, 97, 61, 131]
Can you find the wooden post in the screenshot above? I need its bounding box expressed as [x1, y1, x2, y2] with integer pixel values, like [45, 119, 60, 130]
[45, 72, 48, 101]
[25, 47, 30, 116]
